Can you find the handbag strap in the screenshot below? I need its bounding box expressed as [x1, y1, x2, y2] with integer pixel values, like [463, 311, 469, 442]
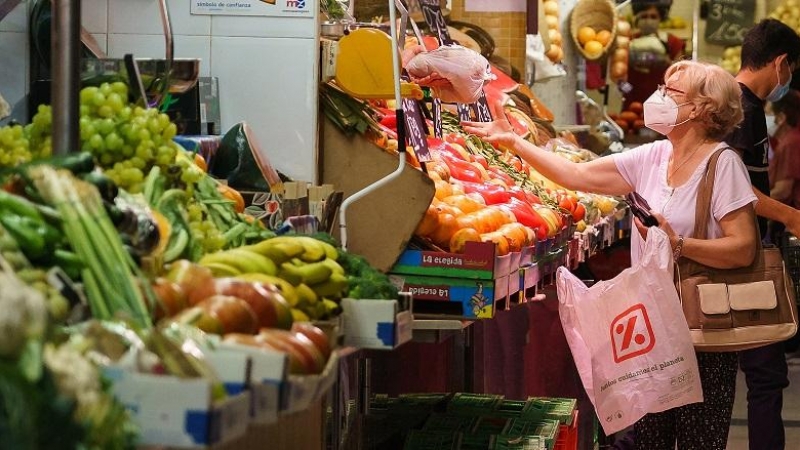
[679, 147, 761, 275]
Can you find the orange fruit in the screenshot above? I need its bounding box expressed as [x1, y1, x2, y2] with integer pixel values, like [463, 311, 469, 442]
[498, 223, 528, 253]
[442, 194, 485, 214]
[217, 184, 246, 213]
[194, 153, 208, 172]
[456, 214, 481, 232]
[577, 26, 596, 45]
[431, 213, 459, 247]
[583, 40, 604, 59]
[595, 30, 612, 47]
[481, 232, 510, 256]
[449, 228, 481, 253]
[415, 205, 440, 237]
[434, 179, 453, 200]
[435, 202, 464, 218]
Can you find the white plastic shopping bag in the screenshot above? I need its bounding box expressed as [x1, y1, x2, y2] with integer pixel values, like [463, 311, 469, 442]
[405, 44, 494, 104]
[556, 227, 703, 435]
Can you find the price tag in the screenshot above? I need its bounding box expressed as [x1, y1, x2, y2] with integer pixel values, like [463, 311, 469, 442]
[704, 0, 755, 46]
[401, 84, 432, 162]
[473, 91, 493, 122]
[433, 98, 443, 139]
[457, 104, 472, 121]
[416, 0, 453, 45]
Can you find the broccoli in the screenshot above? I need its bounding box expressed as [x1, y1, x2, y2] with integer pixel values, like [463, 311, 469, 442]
[337, 248, 398, 300]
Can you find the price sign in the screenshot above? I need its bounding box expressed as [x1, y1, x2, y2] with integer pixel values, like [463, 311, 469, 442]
[704, 0, 755, 46]
[401, 77, 432, 162]
[457, 104, 472, 121]
[433, 98, 443, 138]
[473, 91, 493, 122]
[416, 0, 453, 45]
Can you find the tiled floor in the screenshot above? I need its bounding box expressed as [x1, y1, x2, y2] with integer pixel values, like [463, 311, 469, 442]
[727, 356, 800, 449]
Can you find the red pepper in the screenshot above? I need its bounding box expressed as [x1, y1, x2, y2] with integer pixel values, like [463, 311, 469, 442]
[507, 186, 528, 202]
[473, 154, 489, 170]
[459, 181, 512, 205]
[439, 156, 483, 183]
[499, 201, 548, 240]
[379, 114, 397, 129]
[487, 166, 515, 187]
[444, 132, 466, 147]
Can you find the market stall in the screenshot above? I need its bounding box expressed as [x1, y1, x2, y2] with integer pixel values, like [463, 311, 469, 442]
[6, 0, 780, 448]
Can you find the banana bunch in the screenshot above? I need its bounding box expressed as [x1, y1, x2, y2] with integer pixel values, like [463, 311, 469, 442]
[199, 236, 349, 321]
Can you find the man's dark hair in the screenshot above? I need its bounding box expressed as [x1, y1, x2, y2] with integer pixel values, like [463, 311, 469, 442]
[740, 19, 800, 71]
[631, 0, 671, 19]
[772, 89, 800, 127]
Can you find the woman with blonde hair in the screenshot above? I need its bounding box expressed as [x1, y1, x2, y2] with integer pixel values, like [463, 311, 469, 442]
[464, 60, 758, 449]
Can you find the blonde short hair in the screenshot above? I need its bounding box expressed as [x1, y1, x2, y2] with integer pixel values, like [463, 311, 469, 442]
[664, 60, 743, 140]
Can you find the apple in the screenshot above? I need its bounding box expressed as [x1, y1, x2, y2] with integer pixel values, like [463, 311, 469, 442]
[291, 323, 332, 360]
[259, 329, 327, 374]
[151, 277, 187, 320]
[164, 260, 214, 302]
[172, 306, 224, 335]
[196, 295, 259, 334]
[189, 278, 293, 330]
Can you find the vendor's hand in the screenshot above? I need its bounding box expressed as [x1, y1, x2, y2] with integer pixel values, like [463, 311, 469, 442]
[401, 45, 452, 89]
[412, 73, 452, 89]
[401, 44, 426, 67]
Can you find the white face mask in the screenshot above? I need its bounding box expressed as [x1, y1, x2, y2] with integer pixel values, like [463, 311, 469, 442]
[766, 114, 779, 137]
[766, 59, 793, 103]
[643, 90, 691, 136]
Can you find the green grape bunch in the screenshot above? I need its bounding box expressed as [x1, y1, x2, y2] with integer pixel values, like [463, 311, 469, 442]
[78, 82, 180, 193]
[0, 105, 53, 168]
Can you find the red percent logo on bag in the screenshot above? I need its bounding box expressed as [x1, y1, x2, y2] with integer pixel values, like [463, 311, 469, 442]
[611, 304, 656, 363]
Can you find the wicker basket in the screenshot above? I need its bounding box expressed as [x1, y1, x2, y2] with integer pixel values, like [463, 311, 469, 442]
[569, 0, 618, 61]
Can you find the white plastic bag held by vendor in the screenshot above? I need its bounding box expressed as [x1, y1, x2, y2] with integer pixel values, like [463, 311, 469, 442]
[405, 44, 494, 104]
[556, 227, 702, 435]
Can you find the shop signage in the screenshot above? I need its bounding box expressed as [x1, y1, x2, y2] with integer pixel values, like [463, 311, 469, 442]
[400, 75, 432, 162]
[464, 0, 525, 13]
[433, 98, 443, 139]
[190, 0, 313, 18]
[704, 0, 755, 46]
[416, 0, 453, 45]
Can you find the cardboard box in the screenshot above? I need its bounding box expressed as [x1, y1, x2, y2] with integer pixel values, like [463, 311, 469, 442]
[391, 241, 515, 281]
[283, 352, 340, 414]
[402, 275, 501, 319]
[217, 342, 287, 425]
[103, 368, 250, 448]
[205, 347, 250, 396]
[520, 262, 541, 291]
[342, 296, 414, 349]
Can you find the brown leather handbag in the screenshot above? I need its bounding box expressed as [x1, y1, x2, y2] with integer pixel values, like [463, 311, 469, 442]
[676, 149, 798, 352]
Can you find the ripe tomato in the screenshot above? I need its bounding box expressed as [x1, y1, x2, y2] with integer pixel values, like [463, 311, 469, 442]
[572, 203, 586, 222]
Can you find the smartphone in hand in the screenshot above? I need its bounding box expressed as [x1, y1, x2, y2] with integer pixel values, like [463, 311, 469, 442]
[626, 192, 659, 227]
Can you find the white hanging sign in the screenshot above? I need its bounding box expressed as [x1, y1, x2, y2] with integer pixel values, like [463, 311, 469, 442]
[191, 0, 313, 17]
[464, 0, 525, 13]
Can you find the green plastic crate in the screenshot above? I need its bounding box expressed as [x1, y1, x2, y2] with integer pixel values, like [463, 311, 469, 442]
[493, 400, 530, 418]
[522, 397, 577, 425]
[403, 430, 462, 450]
[471, 416, 512, 436]
[447, 393, 504, 416]
[503, 419, 560, 450]
[424, 414, 480, 432]
[457, 433, 493, 449]
[493, 435, 547, 450]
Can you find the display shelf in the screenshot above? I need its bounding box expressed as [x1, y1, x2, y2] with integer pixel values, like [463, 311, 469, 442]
[412, 318, 473, 344]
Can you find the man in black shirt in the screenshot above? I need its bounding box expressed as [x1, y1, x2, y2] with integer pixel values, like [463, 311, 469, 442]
[725, 19, 800, 450]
